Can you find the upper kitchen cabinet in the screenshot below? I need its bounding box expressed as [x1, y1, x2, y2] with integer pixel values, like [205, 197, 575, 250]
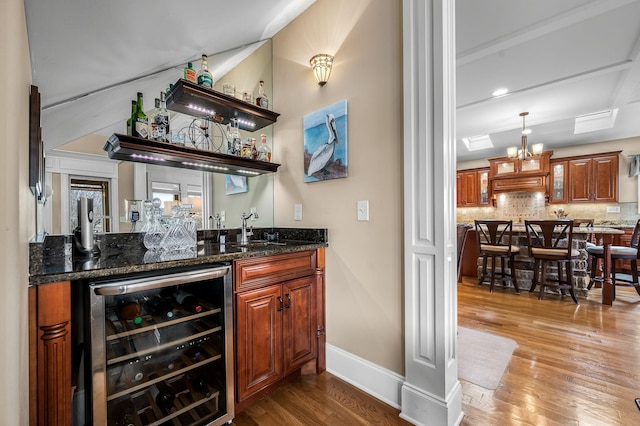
[456, 168, 490, 207]
[568, 152, 620, 203]
[549, 160, 567, 204]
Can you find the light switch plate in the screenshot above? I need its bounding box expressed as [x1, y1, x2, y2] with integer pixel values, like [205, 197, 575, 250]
[357, 200, 369, 221]
[606, 205, 620, 213]
[294, 204, 303, 221]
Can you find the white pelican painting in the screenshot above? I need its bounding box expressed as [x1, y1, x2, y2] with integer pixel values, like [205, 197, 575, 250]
[303, 99, 348, 182]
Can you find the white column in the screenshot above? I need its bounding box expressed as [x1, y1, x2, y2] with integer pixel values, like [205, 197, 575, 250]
[401, 1, 462, 425]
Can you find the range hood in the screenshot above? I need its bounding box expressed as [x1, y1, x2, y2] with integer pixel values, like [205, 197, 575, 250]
[104, 134, 280, 176]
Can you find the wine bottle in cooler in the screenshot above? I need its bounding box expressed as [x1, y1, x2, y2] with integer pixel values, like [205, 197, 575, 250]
[174, 290, 203, 313]
[151, 381, 176, 415]
[143, 294, 175, 320]
[110, 395, 136, 426]
[188, 372, 212, 398]
[117, 298, 143, 326]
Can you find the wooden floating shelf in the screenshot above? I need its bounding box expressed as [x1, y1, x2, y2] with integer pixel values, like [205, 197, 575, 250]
[103, 134, 280, 177]
[166, 79, 280, 132]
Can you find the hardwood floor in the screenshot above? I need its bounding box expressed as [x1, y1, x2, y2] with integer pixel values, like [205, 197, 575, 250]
[234, 277, 640, 425]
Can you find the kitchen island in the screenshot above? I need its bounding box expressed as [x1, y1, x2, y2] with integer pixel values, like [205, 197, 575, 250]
[461, 224, 623, 303]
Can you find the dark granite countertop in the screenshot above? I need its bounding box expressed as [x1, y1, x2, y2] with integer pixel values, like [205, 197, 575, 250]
[29, 227, 328, 285]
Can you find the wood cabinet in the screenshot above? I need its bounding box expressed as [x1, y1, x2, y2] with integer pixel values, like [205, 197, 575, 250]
[487, 151, 552, 197]
[233, 250, 325, 412]
[549, 160, 568, 204]
[456, 168, 490, 207]
[29, 281, 72, 426]
[568, 152, 619, 203]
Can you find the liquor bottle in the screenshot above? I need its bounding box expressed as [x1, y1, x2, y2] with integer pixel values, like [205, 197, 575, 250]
[255, 80, 268, 109]
[174, 290, 203, 313]
[143, 294, 174, 320]
[126, 100, 136, 136]
[110, 396, 135, 426]
[196, 55, 213, 88]
[165, 83, 174, 94]
[117, 298, 143, 325]
[257, 133, 271, 162]
[241, 138, 254, 159]
[151, 381, 176, 415]
[149, 97, 160, 140]
[133, 92, 149, 139]
[184, 62, 197, 83]
[154, 92, 170, 142]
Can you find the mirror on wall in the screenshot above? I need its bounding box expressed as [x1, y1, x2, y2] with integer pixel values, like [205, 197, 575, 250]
[42, 40, 275, 235]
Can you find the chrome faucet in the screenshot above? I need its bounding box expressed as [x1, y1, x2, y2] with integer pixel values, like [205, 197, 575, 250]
[240, 212, 258, 245]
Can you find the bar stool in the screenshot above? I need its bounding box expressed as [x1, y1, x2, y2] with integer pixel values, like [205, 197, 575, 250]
[475, 220, 520, 293]
[586, 218, 640, 300]
[525, 219, 580, 303]
[572, 218, 594, 273]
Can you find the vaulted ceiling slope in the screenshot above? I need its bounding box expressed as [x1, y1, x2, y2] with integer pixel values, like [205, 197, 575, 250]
[25, 1, 640, 162]
[24, 0, 316, 152]
[456, 0, 640, 162]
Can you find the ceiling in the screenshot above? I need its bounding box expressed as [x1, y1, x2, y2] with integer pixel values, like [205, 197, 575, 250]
[24, 0, 640, 162]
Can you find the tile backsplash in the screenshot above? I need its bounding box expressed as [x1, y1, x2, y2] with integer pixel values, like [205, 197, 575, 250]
[456, 192, 640, 226]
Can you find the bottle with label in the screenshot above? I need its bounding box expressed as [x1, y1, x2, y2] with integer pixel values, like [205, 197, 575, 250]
[257, 134, 271, 162]
[126, 100, 136, 136]
[149, 98, 160, 140]
[183, 62, 196, 83]
[174, 290, 203, 313]
[117, 298, 143, 326]
[196, 55, 213, 88]
[133, 92, 149, 139]
[154, 92, 170, 142]
[255, 80, 268, 109]
[151, 381, 176, 415]
[241, 138, 255, 159]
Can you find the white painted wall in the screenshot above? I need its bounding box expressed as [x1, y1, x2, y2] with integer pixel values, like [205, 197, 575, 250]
[272, 0, 405, 374]
[0, 0, 34, 423]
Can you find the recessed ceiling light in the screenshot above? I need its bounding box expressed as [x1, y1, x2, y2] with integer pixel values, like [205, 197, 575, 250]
[492, 88, 508, 97]
[462, 135, 493, 151]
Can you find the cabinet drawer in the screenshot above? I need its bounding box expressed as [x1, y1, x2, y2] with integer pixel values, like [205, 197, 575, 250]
[234, 251, 317, 291]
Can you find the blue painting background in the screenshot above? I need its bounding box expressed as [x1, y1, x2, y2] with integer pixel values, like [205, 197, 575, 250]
[303, 99, 348, 182]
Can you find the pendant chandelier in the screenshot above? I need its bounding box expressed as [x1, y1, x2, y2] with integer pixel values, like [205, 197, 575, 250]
[507, 112, 543, 160]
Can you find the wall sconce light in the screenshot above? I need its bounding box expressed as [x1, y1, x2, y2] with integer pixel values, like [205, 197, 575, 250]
[310, 54, 334, 86]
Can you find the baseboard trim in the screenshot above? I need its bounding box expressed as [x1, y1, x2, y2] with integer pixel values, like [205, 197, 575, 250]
[326, 343, 405, 409]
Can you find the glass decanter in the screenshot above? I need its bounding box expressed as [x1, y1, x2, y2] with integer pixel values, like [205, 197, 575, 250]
[160, 205, 190, 252]
[143, 198, 165, 251]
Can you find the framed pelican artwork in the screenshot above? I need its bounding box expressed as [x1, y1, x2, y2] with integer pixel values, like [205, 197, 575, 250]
[303, 99, 348, 182]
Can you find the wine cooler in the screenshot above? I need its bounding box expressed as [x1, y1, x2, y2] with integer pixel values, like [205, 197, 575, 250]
[87, 265, 234, 426]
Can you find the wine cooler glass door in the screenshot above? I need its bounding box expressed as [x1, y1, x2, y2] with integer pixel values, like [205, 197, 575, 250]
[89, 265, 234, 426]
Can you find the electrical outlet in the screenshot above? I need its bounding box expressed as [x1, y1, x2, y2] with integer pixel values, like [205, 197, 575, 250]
[606, 205, 620, 213]
[220, 210, 225, 221]
[250, 207, 257, 220]
[357, 200, 369, 221]
[294, 204, 302, 221]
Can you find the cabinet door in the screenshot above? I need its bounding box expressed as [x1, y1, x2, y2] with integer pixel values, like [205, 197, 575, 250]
[592, 155, 618, 202]
[477, 169, 490, 205]
[282, 276, 317, 375]
[568, 158, 592, 202]
[235, 285, 282, 402]
[549, 160, 567, 203]
[456, 171, 477, 206]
